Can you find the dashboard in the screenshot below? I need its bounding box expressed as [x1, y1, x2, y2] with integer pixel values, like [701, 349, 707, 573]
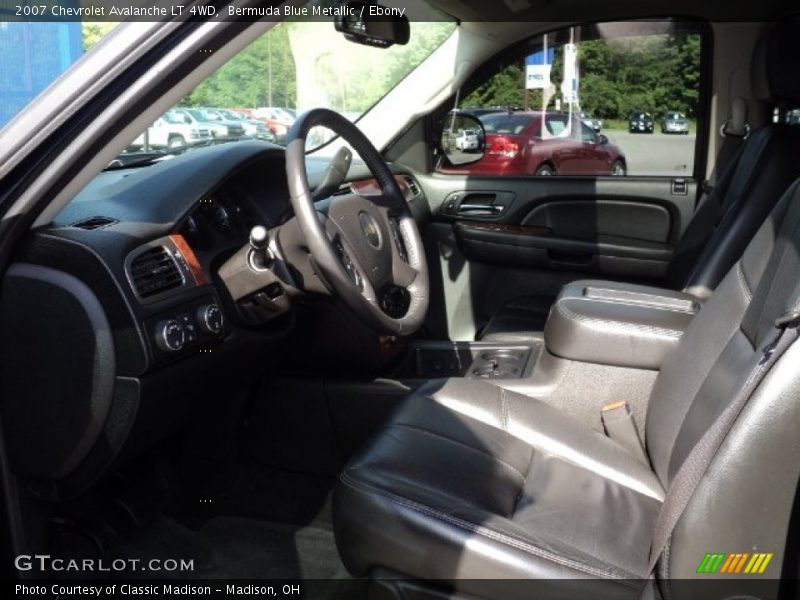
[0, 140, 426, 496]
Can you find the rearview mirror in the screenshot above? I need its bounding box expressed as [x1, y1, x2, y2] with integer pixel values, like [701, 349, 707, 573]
[334, 1, 410, 48]
[598, 134, 609, 145]
[440, 112, 486, 166]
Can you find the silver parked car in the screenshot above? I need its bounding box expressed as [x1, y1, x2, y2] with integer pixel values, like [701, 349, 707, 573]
[205, 108, 277, 142]
[172, 108, 246, 140]
[661, 110, 690, 134]
[579, 111, 603, 132]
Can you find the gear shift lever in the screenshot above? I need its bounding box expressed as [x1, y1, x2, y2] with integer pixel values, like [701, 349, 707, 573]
[249, 225, 273, 270]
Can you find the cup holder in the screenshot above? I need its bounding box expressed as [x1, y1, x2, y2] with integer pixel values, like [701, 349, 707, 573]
[399, 342, 537, 380]
[470, 348, 529, 379]
[472, 364, 522, 379]
[480, 349, 526, 361]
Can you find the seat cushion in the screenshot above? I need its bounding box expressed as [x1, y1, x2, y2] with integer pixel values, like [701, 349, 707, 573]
[334, 379, 663, 599]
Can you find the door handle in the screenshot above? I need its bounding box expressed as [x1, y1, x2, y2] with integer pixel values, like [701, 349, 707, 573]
[458, 204, 504, 216]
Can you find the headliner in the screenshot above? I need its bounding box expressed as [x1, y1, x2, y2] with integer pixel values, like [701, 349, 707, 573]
[428, 0, 797, 23]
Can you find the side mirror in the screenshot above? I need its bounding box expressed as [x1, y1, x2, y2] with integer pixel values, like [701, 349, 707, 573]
[440, 112, 486, 166]
[598, 134, 609, 145]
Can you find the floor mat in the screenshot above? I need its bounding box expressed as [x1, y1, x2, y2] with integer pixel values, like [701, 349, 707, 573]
[110, 515, 350, 580]
[55, 459, 362, 596]
[168, 459, 335, 530]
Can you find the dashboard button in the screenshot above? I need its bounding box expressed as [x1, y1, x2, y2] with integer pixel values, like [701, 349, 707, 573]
[196, 303, 224, 335]
[155, 319, 185, 352]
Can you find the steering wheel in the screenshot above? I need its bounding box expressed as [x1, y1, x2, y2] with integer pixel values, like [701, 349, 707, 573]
[284, 109, 429, 336]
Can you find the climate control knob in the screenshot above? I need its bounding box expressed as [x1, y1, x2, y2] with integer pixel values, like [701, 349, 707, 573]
[154, 319, 185, 352]
[196, 303, 224, 335]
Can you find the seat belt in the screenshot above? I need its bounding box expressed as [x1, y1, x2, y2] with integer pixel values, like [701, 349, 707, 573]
[702, 97, 749, 197]
[647, 309, 800, 575]
[601, 401, 648, 464]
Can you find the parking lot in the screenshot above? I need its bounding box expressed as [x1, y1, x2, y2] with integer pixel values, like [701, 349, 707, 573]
[605, 130, 696, 177]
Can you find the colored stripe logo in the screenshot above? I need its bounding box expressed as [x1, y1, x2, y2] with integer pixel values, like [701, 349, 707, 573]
[696, 552, 773, 574]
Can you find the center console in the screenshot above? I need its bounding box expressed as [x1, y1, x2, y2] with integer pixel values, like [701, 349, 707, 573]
[394, 279, 701, 383]
[387, 277, 701, 452]
[544, 280, 701, 370]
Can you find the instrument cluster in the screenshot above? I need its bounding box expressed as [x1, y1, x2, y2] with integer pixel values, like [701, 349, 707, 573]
[180, 187, 264, 252]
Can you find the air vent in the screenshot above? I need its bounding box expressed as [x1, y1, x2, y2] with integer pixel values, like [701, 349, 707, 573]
[129, 246, 184, 299]
[403, 176, 421, 197]
[71, 216, 118, 230]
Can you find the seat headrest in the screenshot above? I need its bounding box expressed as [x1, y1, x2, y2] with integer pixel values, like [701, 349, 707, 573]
[752, 23, 800, 104]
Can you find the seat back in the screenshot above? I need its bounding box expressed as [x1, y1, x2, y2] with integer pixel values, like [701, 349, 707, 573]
[668, 125, 800, 294]
[645, 176, 800, 582]
[665, 23, 800, 296]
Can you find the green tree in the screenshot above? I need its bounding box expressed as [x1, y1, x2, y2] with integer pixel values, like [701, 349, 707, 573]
[179, 20, 453, 113]
[461, 30, 701, 121]
[462, 62, 525, 108]
[184, 24, 297, 109]
[82, 22, 118, 52]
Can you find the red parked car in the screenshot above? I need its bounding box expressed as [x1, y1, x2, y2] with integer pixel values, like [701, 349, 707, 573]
[452, 111, 626, 176]
[230, 107, 292, 144]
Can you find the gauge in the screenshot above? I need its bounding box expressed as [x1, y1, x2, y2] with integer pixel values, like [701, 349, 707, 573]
[211, 202, 233, 232]
[225, 185, 265, 235]
[180, 210, 215, 251]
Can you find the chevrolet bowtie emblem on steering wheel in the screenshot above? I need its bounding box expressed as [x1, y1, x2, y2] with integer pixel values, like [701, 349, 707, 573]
[359, 212, 382, 249]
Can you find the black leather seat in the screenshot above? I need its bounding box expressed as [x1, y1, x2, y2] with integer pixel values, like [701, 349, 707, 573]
[336, 379, 663, 596]
[333, 177, 800, 597]
[480, 23, 800, 342]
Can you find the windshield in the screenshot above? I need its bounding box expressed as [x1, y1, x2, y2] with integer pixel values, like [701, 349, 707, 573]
[120, 1, 455, 160]
[216, 109, 243, 121]
[0, 1, 454, 159]
[186, 109, 215, 122]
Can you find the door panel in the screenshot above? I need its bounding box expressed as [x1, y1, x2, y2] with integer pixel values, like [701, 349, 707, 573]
[416, 173, 698, 340]
[415, 19, 708, 340]
[443, 178, 688, 281]
[524, 200, 672, 243]
[453, 221, 673, 279]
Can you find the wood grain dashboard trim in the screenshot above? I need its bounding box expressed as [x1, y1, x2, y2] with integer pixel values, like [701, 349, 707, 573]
[170, 234, 209, 285]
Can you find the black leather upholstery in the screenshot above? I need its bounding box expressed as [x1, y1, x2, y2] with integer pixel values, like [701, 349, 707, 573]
[335, 379, 663, 598]
[480, 24, 800, 343]
[333, 181, 800, 596]
[544, 280, 700, 369]
[751, 22, 800, 104]
[671, 124, 800, 296]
